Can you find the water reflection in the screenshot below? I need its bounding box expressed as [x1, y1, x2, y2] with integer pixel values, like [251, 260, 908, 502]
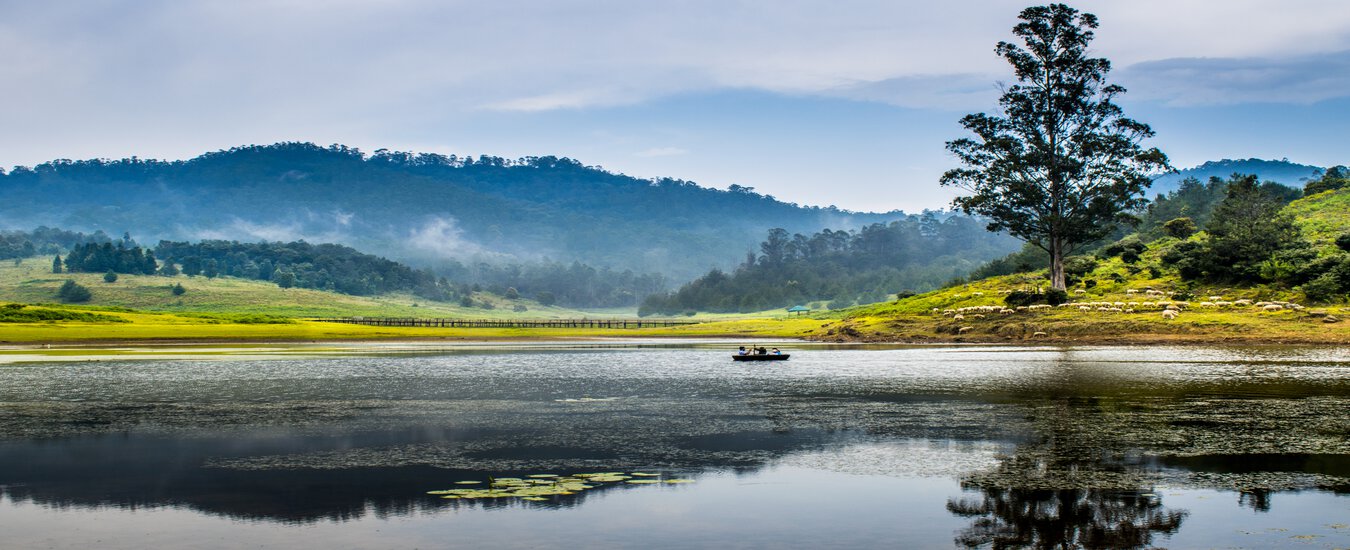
[948, 487, 1185, 549]
[0, 344, 1345, 546]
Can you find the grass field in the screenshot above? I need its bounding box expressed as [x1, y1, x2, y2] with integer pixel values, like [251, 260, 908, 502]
[0, 302, 824, 344]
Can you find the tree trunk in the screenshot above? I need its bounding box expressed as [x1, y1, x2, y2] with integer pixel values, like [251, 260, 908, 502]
[1049, 238, 1066, 291]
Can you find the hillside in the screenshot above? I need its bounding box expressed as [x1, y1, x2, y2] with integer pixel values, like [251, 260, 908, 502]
[1151, 158, 1321, 197]
[0, 143, 906, 281]
[0, 257, 612, 319]
[797, 186, 1350, 344]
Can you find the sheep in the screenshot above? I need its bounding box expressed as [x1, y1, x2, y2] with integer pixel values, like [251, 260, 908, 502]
[1079, 306, 1092, 312]
[972, 291, 984, 297]
[958, 326, 974, 334]
[1126, 289, 1139, 295]
[953, 314, 965, 321]
[1208, 295, 1224, 301]
[1074, 289, 1087, 294]
[1032, 331, 1047, 337]
[1162, 309, 1179, 320]
[1262, 304, 1283, 312]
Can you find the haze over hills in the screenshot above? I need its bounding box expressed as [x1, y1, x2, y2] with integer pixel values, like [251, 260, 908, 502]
[0, 143, 910, 282]
[1151, 158, 1323, 197]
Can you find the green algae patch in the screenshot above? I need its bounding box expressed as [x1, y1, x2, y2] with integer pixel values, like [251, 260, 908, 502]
[426, 472, 691, 502]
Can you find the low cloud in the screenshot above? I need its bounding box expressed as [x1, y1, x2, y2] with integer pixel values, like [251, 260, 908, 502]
[1120, 50, 1350, 106]
[406, 216, 484, 257]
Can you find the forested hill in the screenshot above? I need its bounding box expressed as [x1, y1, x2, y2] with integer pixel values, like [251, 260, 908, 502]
[639, 214, 1020, 314]
[0, 143, 902, 280]
[1152, 158, 1322, 197]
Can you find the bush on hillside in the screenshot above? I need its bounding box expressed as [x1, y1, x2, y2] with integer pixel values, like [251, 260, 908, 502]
[56, 280, 92, 303]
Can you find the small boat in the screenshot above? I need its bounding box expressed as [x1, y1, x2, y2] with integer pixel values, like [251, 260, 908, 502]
[732, 354, 789, 361]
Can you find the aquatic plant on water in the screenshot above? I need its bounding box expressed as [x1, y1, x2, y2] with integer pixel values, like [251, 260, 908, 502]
[426, 472, 694, 501]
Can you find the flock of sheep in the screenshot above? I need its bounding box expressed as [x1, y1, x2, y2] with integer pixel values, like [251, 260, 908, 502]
[934, 288, 1314, 330]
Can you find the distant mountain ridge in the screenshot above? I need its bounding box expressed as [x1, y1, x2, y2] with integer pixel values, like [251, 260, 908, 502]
[0, 142, 908, 281]
[1151, 158, 1322, 197]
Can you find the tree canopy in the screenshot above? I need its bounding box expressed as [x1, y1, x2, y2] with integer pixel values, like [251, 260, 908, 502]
[940, 4, 1168, 290]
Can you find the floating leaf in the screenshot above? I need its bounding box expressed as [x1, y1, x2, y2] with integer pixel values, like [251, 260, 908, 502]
[626, 479, 661, 484]
[664, 479, 695, 484]
[629, 472, 661, 477]
[528, 474, 559, 478]
[455, 481, 482, 485]
[522, 497, 549, 502]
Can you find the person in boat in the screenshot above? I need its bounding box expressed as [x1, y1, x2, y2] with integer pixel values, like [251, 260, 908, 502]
[756, 346, 768, 355]
[771, 347, 781, 355]
[737, 346, 749, 355]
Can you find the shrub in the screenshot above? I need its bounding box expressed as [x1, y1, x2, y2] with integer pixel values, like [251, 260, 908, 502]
[1120, 249, 1140, 264]
[57, 280, 92, 303]
[1083, 279, 1097, 289]
[826, 298, 854, 310]
[1162, 217, 1197, 239]
[103, 270, 118, 283]
[1337, 232, 1350, 253]
[894, 290, 918, 301]
[171, 283, 186, 296]
[1045, 288, 1069, 306]
[1063, 256, 1098, 277]
[1004, 290, 1041, 307]
[1301, 273, 1344, 303]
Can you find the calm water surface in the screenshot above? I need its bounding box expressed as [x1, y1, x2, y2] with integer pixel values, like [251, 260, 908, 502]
[0, 342, 1347, 549]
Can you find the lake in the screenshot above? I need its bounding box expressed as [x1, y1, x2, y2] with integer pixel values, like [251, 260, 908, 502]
[1, 342, 1347, 549]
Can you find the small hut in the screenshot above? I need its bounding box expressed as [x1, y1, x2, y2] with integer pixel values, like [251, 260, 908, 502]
[786, 305, 810, 316]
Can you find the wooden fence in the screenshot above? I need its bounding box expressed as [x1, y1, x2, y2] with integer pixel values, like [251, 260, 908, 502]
[310, 317, 702, 329]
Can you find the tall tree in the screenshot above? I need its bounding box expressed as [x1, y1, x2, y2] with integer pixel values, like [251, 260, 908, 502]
[940, 4, 1168, 289]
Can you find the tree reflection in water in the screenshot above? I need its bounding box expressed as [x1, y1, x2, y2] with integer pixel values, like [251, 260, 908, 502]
[948, 486, 1184, 549]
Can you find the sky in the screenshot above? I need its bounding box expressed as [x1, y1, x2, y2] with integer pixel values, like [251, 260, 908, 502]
[2, 0, 1350, 212]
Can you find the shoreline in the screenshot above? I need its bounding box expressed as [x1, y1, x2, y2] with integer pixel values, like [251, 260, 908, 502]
[3, 330, 1348, 349]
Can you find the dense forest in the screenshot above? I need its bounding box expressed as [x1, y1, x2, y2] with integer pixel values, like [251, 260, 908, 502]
[0, 142, 903, 281]
[436, 260, 668, 308]
[638, 213, 1019, 314]
[153, 240, 454, 300]
[0, 227, 114, 261]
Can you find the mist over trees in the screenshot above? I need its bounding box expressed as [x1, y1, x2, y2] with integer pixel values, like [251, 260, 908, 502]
[638, 214, 1019, 315]
[0, 142, 903, 282]
[436, 260, 668, 308]
[0, 227, 113, 261]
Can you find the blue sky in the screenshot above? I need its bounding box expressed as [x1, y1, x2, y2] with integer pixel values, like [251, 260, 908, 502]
[2, 0, 1349, 212]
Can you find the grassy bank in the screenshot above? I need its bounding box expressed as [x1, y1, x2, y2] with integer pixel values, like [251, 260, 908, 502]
[0, 302, 825, 344]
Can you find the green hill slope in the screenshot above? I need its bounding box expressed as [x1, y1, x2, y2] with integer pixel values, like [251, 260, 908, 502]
[1287, 188, 1350, 251]
[808, 188, 1350, 343]
[0, 257, 590, 319]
